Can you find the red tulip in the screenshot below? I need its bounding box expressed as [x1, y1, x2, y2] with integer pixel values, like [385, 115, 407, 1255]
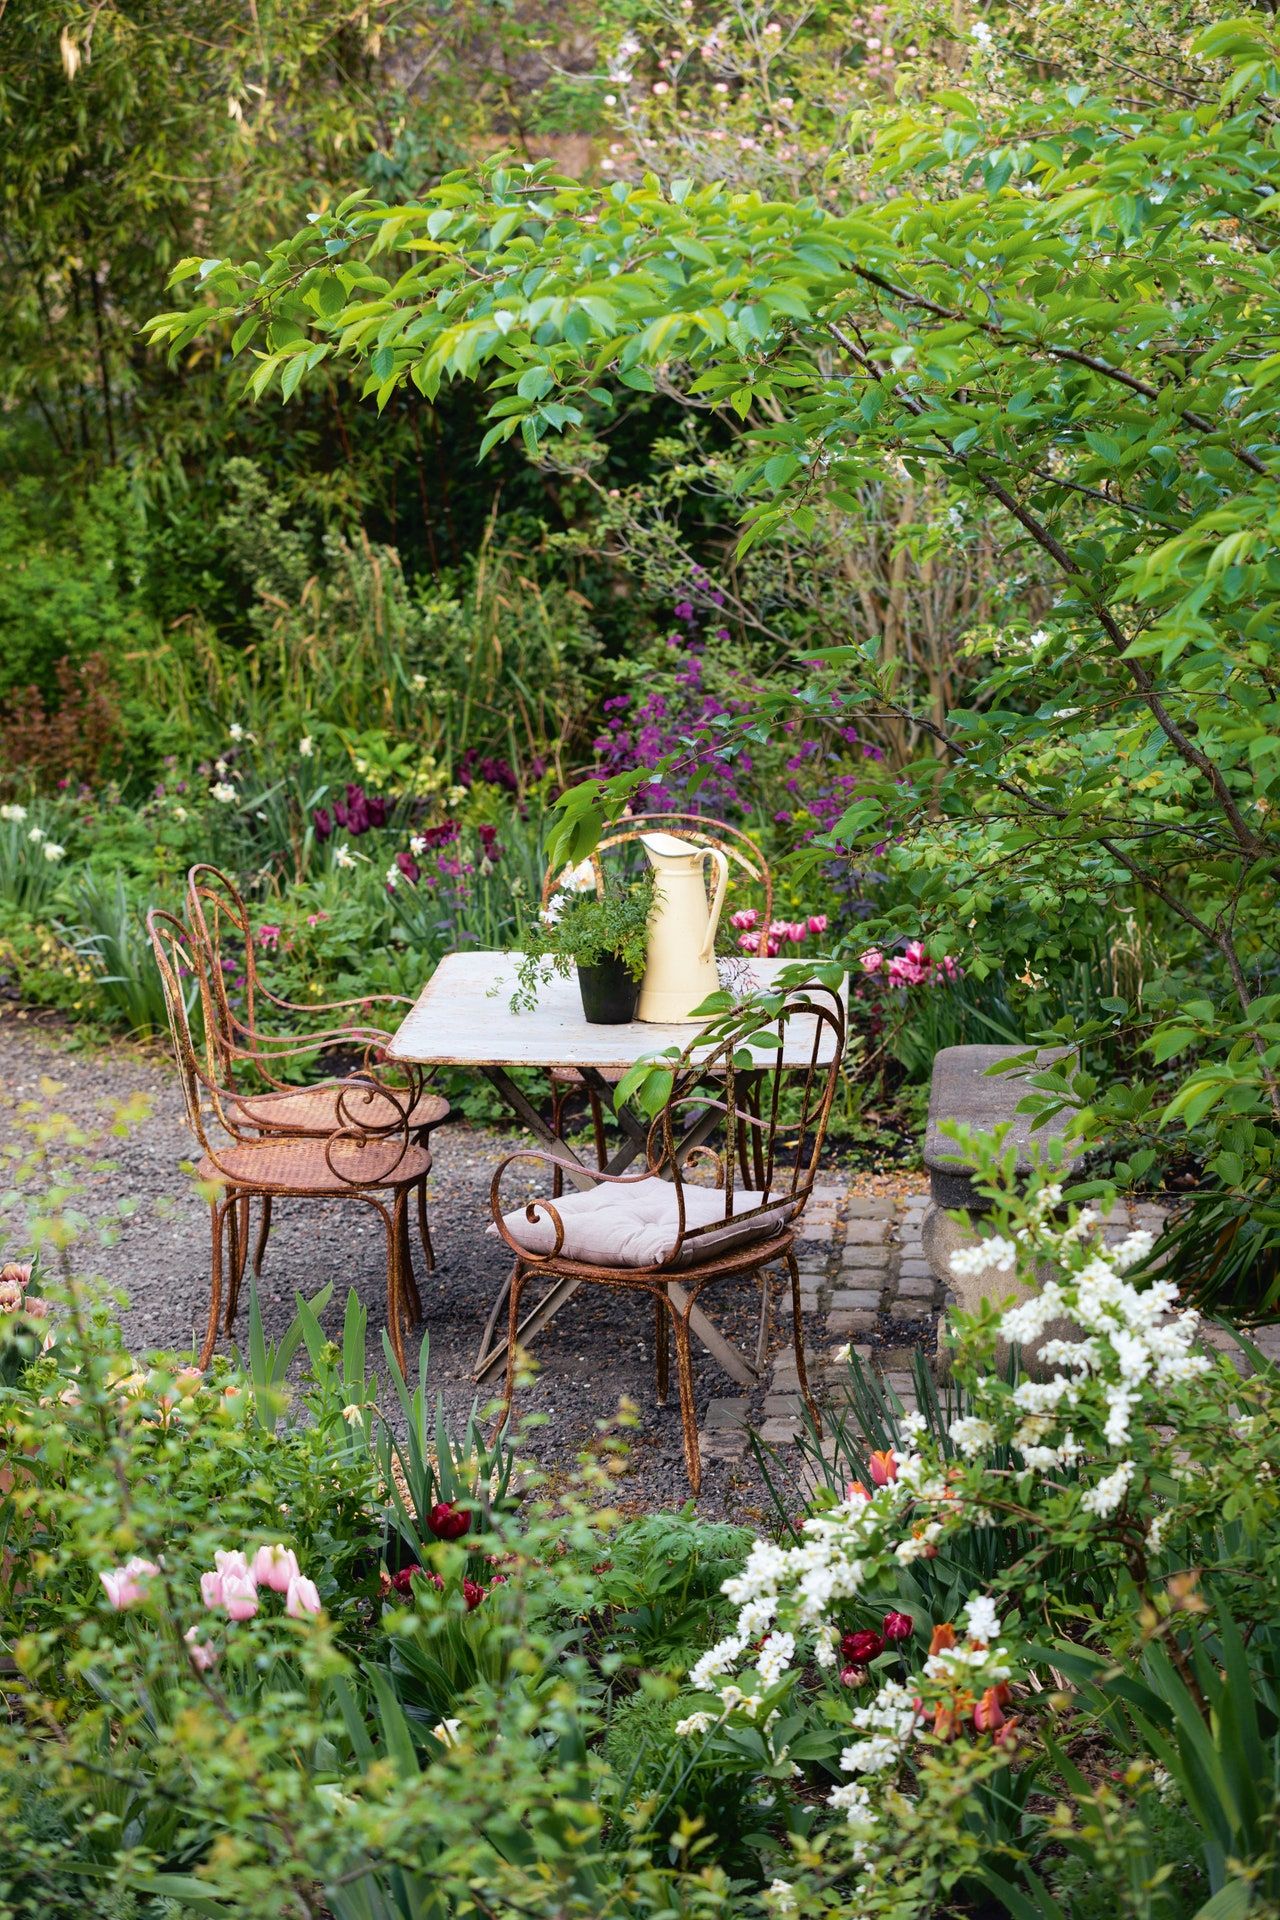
[427, 1501, 471, 1542]
[462, 1578, 486, 1611]
[882, 1610, 914, 1644]
[841, 1629, 884, 1665]
[390, 1564, 444, 1596]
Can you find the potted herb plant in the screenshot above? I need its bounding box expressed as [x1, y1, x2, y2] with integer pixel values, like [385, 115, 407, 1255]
[513, 870, 656, 1022]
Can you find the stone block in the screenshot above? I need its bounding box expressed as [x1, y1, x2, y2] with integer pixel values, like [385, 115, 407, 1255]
[844, 1216, 892, 1244]
[896, 1272, 938, 1301]
[702, 1397, 748, 1430]
[830, 1286, 884, 1311]
[924, 1044, 1078, 1211]
[877, 1344, 926, 1372]
[763, 1393, 804, 1418]
[846, 1196, 899, 1218]
[840, 1245, 892, 1270]
[757, 1418, 801, 1445]
[826, 1310, 879, 1337]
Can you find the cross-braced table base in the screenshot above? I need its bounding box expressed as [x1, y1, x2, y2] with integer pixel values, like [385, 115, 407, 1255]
[472, 1062, 767, 1389]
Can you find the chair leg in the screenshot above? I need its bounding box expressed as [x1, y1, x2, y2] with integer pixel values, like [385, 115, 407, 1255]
[755, 1263, 773, 1375]
[588, 1088, 607, 1171]
[495, 1260, 527, 1439]
[252, 1194, 273, 1277]
[396, 1186, 423, 1326]
[786, 1247, 822, 1436]
[200, 1198, 226, 1369]
[375, 1198, 406, 1373]
[549, 1083, 569, 1198]
[225, 1195, 251, 1332]
[654, 1289, 669, 1406]
[416, 1177, 435, 1274]
[671, 1303, 702, 1495]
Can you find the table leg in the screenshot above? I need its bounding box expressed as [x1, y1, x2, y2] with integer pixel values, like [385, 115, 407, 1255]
[474, 1066, 760, 1390]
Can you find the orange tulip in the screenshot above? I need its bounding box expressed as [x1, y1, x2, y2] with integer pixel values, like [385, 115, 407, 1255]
[868, 1450, 899, 1486]
[973, 1686, 1006, 1732]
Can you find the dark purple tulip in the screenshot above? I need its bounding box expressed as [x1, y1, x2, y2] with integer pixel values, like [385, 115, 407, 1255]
[313, 807, 332, 842]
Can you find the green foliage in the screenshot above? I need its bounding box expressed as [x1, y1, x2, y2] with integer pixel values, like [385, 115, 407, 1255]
[0, 476, 158, 701]
[512, 870, 656, 1010]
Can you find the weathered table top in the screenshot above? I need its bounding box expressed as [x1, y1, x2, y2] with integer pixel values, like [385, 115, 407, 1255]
[386, 951, 846, 1070]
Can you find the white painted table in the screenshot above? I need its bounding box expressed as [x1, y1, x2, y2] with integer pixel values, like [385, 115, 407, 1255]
[385, 951, 846, 1385]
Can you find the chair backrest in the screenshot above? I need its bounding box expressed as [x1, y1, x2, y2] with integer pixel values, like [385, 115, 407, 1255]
[646, 980, 846, 1269]
[184, 864, 268, 1083]
[148, 902, 420, 1189]
[540, 812, 773, 954]
[147, 905, 233, 1156]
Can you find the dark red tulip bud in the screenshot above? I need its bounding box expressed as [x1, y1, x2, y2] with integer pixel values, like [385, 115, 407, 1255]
[427, 1501, 471, 1542]
[841, 1629, 884, 1665]
[882, 1610, 914, 1644]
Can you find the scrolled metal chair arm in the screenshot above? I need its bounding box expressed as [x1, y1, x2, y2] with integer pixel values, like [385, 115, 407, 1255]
[488, 1148, 651, 1263]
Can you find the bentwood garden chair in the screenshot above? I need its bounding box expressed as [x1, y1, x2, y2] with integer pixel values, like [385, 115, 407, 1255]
[184, 864, 450, 1277]
[490, 982, 844, 1492]
[541, 813, 773, 1193]
[149, 906, 434, 1370]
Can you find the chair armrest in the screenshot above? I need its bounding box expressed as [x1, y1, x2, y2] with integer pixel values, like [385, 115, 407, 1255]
[258, 982, 414, 1017]
[488, 1149, 649, 1263]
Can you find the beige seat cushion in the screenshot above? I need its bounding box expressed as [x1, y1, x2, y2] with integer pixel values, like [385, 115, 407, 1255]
[490, 1176, 796, 1269]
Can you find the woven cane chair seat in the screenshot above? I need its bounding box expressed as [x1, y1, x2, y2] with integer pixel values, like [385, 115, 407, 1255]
[198, 1136, 433, 1196]
[230, 1084, 450, 1138]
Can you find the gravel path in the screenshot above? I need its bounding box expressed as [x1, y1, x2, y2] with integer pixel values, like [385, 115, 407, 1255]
[0, 1012, 792, 1520]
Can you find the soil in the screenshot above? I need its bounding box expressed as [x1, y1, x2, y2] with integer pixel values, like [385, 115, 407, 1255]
[0, 1009, 801, 1522]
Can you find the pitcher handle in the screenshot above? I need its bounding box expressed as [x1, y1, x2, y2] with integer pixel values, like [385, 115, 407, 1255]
[699, 849, 730, 962]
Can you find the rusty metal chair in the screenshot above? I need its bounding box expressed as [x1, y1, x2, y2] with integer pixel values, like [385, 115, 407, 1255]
[541, 814, 772, 1193]
[185, 864, 449, 1275]
[149, 906, 433, 1371]
[490, 982, 844, 1492]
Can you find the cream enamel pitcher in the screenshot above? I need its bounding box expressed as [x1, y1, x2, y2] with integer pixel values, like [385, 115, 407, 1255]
[637, 831, 729, 1023]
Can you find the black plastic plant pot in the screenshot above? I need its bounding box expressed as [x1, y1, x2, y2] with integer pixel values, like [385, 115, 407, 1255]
[577, 956, 639, 1024]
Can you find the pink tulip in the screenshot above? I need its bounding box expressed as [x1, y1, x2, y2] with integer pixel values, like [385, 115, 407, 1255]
[100, 1558, 158, 1610]
[808, 914, 828, 935]
[738, 933, 760, 953]
[252, 1544, 301, 1593]
[214, 1548, 251, 1580]
[185, 1625, 219, 1672]
[285, 1575, 321, 1617]
[221, 1571, 259, 1620]
[859, 949, 883, 975]
[200, 1569, 225, 1609]
[730, 908, 759, 930]
[0, 1280, 23, 1313]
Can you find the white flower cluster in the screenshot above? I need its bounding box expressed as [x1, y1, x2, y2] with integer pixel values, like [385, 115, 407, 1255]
[954, 1197, 1211, 1519]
